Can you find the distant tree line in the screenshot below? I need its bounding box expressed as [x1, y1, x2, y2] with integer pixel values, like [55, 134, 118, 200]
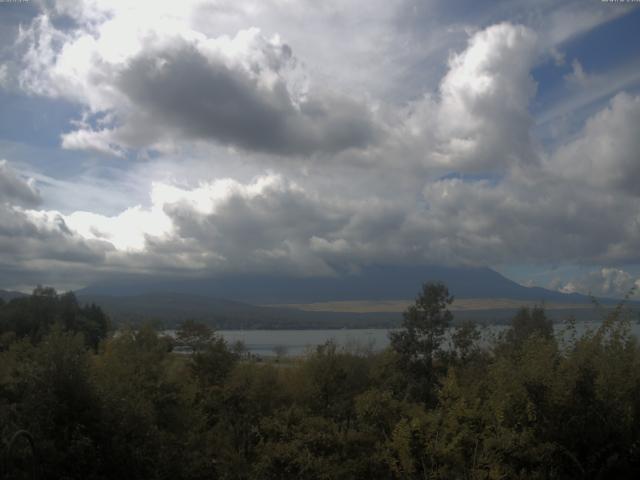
[1, 283, 640, 478]
[0, 286, 109, 350]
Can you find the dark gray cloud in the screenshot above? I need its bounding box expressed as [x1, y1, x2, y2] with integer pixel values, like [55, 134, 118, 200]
[16, 12, 380, 158]
[115, 40, 378, 156]
[128, 149, 640, 276]
[160, 177, 349, 275]
[417, 173, 640, 266]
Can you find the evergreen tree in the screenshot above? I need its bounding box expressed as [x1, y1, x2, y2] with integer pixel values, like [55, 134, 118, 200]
[389, 282, 453, 404]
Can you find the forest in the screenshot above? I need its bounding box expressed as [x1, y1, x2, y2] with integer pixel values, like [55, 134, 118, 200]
[1, 283, 640, 479]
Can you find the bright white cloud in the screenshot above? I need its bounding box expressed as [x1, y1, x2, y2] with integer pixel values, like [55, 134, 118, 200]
[65, 206, 172, 252]
[560, 268, 640, 298]
[433, 23, 539, 172]
[394, 23, 540, 174]
[62, 174, 303, 253]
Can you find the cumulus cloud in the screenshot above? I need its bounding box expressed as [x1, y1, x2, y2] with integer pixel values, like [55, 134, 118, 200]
[3, 5, 640, 289]
[53, 154, 640, 278]
[59, 174, 349, 275]
[14, 7, 541, 170]
[559, 268, 640, 298]
[417, 172, 640, 266]
[396, 23, 540, 174]
[0, 161, 112, 288]
[0, 201, 111, 290]
[550, 93, 640, 196]
[18, 10, 378, 157]
[433, 23, 539, 172]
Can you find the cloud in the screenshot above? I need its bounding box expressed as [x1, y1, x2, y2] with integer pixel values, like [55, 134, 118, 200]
[564, 59, 591, 87]
[417, 171, 640, 266]
[0, 65, 8, 89]
[0, 160, 41, 207]
[399, 23, 539, 174]
[65, 205, 172, 252]
[550, 93, 640, 196]
[18, 11, 379, 157]
[56, 157, 640, 278]
[541, 1, 628, 46]
[61, 174, 351, 276]
[13, 6, 549, 169]
[114, 35, 376, 155]
[559, 268, 640, 298]
[0, 202, 111, 290]
[3, 8, 640, 289]
[0, 160, 111, 289]
[436, 23, 538, 171]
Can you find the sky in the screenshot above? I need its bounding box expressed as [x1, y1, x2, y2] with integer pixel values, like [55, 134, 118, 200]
[1, 0, 640, 298]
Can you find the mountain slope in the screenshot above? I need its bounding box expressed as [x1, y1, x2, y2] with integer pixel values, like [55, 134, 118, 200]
[0, 289, 28, 302]
[78, 292, 621, 330]
[79, 264, 590, 304]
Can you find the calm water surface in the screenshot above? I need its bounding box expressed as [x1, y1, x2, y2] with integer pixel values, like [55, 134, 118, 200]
[215, 321, 640, 357]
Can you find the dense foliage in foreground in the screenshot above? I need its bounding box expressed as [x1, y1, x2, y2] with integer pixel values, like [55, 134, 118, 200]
[1, 285, 640, 479]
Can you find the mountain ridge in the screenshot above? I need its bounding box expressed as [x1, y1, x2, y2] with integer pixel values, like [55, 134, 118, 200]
[0, 289, 28, 302]
[78, 264, 593, 304]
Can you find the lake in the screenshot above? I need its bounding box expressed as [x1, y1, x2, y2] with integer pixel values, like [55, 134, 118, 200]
[215, 320, 640, 357]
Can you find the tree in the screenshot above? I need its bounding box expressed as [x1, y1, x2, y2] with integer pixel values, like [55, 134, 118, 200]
[189, 336, 238, 388]
[92, 324, 187, 479]
[451, 320, 481, 364]
[300, 341, 370, 423]
[176, 319, 215, 353]
[3, 326, 102, 479]
[0, 287, 108, 349]
[505, 305, 553, 348]
[389, 282, 453, 404]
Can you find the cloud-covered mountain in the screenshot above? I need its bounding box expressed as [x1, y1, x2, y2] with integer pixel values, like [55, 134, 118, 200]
[78, 264, 590, 305]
